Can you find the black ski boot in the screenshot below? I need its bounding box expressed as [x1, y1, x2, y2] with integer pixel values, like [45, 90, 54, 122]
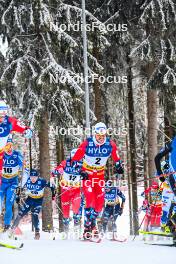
[34, 230, 40, 240]
[83, 227, 92, 240]
[3, 225, 10, 232]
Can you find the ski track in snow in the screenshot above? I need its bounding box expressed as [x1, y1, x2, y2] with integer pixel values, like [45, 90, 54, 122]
[0, 237, 175, 264]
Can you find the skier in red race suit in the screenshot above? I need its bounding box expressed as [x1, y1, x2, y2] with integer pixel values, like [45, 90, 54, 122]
[0, 100, 33, 214]
[52, 149, 83, 232]
[141, 181, 163, 231]
[71, 122, 124, 238]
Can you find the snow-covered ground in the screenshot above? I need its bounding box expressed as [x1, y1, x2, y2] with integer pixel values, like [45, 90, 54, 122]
[0, 188, 175, 264]
[0, 235, 175, 264]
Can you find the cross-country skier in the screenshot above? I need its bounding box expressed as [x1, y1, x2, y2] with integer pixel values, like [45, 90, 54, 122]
[71, 122, 124, 239]
[10, 169, 55, 240]
[159, 160, 175, 233]
[155, 134, 176, 243]
[0, 100, 33, 184]
[52, 149, 85, 233]
[101, 180, 126, 234]
[141, 181, 163, 231]
[0, 137, 23, 231]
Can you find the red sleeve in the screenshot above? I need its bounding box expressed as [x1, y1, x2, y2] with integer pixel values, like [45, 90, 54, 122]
[55, 160, 66, 174]
[110, 140, 121, 162]
[71, 140, 88, 162]
[144, 187, 151, 195]
[9, 117, 28, 133]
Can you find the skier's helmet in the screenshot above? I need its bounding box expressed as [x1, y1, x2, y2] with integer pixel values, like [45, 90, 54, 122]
[30, 169, 39, 177]
[94, 122, 107, 135]
[70, 148, 78, 158]
[151, 181, 159, 189]
[0, 100, 8, 117]
[93, 122, 107, 145]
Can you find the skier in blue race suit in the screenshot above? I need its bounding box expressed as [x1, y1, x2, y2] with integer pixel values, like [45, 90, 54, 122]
[0, 137, 23, 231]
[155, 133, 176, 244]
[101, 180, 126, 233]
[11, 169, 55, 240]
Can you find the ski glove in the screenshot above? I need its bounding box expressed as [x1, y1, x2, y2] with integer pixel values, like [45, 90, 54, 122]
[118, 207, 123, 216]
[115, 160, 124, 174]
[80, 171, 89, 180]
[24, 128, 33, 139]
[159, 176, 166, 182]
[51, 169, 61, 179]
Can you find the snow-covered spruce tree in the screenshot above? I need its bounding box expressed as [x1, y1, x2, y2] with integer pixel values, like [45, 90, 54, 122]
[130, 0, 176, 99]
[0, 0, 108, 231]
[130, 0, 176, 181]
[0, 0, 83, 231]
[56, 0, 110, 122]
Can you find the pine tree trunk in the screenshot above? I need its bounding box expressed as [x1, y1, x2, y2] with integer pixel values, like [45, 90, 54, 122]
[126, 135, 133, 235]
[39, 111, 53, 231]
[164, 96, 174, 143]
[127, 57, 139, 235]
[147, 90, 158, 181]
[56, 139, 64, 232]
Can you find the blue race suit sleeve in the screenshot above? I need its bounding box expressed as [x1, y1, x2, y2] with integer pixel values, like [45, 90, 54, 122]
[117, 188, 126, 203]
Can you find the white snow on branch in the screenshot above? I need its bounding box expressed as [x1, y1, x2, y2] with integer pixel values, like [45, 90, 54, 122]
[12, 58, 22, 87]
[130, 37, 151, 60]
[160, 39, 166, 64]
[104, 11, 119, 24]
[0, 59, 18, 81]
[38, 33, 83, 94]
[29, 3, 34, 26]
[140, 0, 176, 30]
[87, 52, 104, 71]
[60, 3, 106, 31]
[163, 65, 176, 86]
[25, 57, 38, 78]
[168, 39, 176, 61]
[1, 0, 14, 28]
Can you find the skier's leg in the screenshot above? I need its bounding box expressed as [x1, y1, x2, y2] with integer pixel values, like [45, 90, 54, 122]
[72, 188, 81, 225]
[31, 204, 42, 239]
[73, 194, 84, 225]
[61, 187, 71, 231]
[92, 174, 105, 230]
[112, 204, 120, 232]
[61, 187, 70, 218]
[0, 150, 4, 183]
[4, 179, 18, 228]
[11, 198, 31, 230]
[82, 175, 95, 209]
[102, 206, 111, 233]
[82, 175, 95, 227]
[161, 190, 173, 232]
[0, 181, 6, 227]
[0, 151, 5, 217]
